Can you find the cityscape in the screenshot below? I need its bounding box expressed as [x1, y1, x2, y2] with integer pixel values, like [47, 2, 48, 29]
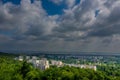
[0, 0, 120, 80]
[1, 52, 120, 80]
[15, 53, 120, 72]
[16, 55, 97, 71]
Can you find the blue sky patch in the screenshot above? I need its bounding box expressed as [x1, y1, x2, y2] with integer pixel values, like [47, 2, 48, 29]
[2, 0, 21, 5]
[41, 0, 65, 15]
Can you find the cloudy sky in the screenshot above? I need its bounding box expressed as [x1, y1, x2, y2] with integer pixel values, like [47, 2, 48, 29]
[0, 0, 120, 53]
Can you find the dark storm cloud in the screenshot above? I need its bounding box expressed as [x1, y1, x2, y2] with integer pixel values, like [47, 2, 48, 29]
[86, 1, 120, 38]
[0, 0, 58, 40]
[0, 0, 120, 52]
[54, 0, 120, 40]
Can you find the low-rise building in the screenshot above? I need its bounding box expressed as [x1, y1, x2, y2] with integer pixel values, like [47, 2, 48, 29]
[26, 56, 30, 60]
[80, 65, 97, 71]
[65, 64, 97, 71]
[51, 60, 63, 67]
[18, 56, 23, 61]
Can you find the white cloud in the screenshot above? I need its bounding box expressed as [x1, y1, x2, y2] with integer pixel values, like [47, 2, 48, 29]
[0, 0, 120, 52]
[49, 0, 63, 5]
[50, 0, 76, 8]
[65, 0, 76, 8]
[0, 0, 58, 39]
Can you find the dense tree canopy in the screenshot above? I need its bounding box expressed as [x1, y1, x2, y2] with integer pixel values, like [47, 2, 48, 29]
[0, 56, 120, 80]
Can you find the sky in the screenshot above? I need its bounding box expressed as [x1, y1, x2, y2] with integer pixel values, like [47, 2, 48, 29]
[0, 0, 120, 53]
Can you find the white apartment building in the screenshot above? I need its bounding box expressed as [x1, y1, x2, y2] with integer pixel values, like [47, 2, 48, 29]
[80, 65, 97, 71]
[18, 56, 23, 61]
[51, 60, 63, 67]
[31, 59, 49, 70]
[65, 64, 97, 71]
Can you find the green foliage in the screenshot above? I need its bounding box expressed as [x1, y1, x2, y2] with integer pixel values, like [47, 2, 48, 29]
[0, 56, 42, 80]
[42, 66, 115, 80]
[0, 56, 120, 80]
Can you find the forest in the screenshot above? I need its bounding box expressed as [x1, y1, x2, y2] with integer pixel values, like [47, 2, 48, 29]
[0, 54, 120, 80]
